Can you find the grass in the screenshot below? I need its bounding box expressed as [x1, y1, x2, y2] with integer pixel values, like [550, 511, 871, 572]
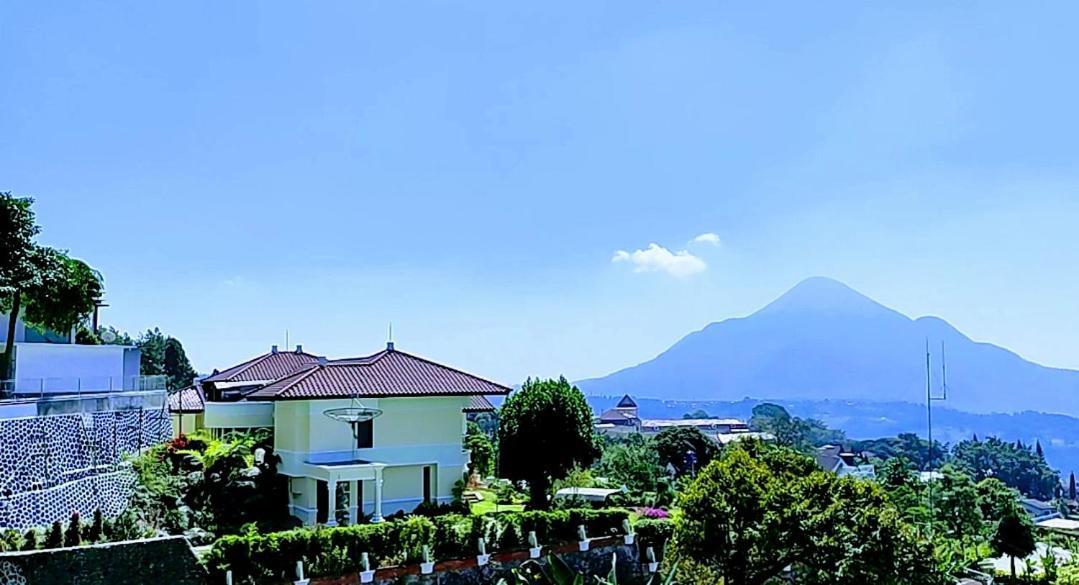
[468, 487, 525, 515]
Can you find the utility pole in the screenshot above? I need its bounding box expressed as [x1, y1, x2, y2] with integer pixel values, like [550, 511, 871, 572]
[926, 339, 947, 537]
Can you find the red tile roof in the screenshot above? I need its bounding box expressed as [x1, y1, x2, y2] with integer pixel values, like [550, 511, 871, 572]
[246, 349, 511, 401]
[168, 385, 205, 413]
[464, 395, 496, 413]
[204, 349, 321, 384]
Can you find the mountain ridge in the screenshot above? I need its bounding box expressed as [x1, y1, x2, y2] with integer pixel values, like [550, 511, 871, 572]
[576, 277, 1079, 415]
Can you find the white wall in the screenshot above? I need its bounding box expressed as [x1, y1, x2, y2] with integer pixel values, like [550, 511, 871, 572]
[13, 343, 140, 393]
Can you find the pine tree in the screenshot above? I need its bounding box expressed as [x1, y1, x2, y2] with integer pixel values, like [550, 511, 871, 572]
[973, 433, 979, 442]
[85, 509, 104, 543]
[1036, 440, 1045, 458]
[64, 511, 82, 547]
[1069, 472, 1076, 501]
[44, 521, 63, 549]
[21, 529, 39, 551]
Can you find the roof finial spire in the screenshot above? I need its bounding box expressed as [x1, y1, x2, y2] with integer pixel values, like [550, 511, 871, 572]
[387, 322, 395, 351]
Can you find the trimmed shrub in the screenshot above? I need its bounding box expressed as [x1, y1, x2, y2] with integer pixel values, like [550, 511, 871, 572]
[634, 518, 673, 560]
[204, 508, 630, 584]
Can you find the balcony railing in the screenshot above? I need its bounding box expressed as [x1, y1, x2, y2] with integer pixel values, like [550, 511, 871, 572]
[0, 375, 167, 401]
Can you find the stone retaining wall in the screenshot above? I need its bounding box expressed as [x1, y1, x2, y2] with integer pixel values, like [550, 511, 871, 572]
[0, 535, 205, 585]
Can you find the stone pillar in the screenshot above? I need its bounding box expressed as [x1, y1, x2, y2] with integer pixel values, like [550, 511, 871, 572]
[372, 468, 384, 523]
[326, 476, 338, 527]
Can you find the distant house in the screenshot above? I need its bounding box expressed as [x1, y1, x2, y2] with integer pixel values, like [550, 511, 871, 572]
[1021, 498, 1060, 522]
[815, 445, 876, 479]
[595, 394, 642, 430]
[195, 343, 510, 524]
[168, 384, 205, 437]
[594, 394, 766, 445]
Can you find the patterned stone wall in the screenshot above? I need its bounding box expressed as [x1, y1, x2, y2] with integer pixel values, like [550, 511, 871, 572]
[0, 535, 205, 585]
[0, 408, 171, 530]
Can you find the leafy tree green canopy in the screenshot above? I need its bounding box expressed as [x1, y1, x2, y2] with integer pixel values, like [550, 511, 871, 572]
[497, 377, 599, 509]
[653, 426, 718, 477]
[748, 403, 844, 452]
[1, 193, 103, 379]
[952, 436, 1059, 500]
[675, 440, 946, 585]
[990, 510, 1036, 579]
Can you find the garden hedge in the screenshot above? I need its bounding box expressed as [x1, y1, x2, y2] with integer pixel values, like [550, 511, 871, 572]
[204, 508, 631, 584]
[633, 518, 674, 560]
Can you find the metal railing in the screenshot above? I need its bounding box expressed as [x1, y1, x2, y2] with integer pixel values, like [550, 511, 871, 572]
[0, 375, 167, 401]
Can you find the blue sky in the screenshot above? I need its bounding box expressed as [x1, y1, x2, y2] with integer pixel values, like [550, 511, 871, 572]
[2, 2, 1078, 384]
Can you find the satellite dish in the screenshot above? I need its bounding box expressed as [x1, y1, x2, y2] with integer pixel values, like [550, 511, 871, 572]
[100, 330, 117, 343]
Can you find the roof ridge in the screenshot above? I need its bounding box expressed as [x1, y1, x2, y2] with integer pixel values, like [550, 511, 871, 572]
[275, 364, 324, 399]
[386, 349, 512, 392]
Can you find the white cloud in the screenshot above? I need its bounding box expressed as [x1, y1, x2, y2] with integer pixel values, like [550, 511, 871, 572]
[691, 232, 721, 246]
[612, 243, 707, 278]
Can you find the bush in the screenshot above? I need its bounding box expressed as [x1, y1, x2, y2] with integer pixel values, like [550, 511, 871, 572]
[205, 508, 631, 584]
[634, 518, 674, 560]
[64, 511, 82, 547]
[44, 521, 63, 549]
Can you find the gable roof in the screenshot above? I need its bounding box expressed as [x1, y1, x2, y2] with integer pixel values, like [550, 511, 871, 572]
[616, 394, 637, 408]
[246, 349, 512, 401]
[598, 408, 638, 423]
[168, 385, 205, 413]
[204, 349, 321, 384]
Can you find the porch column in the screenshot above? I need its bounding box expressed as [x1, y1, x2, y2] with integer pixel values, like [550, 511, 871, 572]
[372, 467, 384, 523]
[326, 476, 338, 527]
[348, 480, 359, 525]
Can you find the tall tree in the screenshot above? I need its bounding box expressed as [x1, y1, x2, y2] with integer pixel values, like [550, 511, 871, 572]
[676, 440, 945, 585]
[497, 377, 599, 509]
[137, 328, 196, 388]
[0, 193, 40, 379]
[1, 194, 104, 382]
[1070, 472, 1076, 501]
[991, 511, 1036, 580]
[653, 426, 718, 476]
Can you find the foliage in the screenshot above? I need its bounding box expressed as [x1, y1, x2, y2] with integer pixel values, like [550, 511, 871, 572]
[63, 511, 82, 547]
[747, 403, 844, 453]
[136, 328, 197, 389]
[466, 422, 495, 477]
[653, 427, 718, 477]
[85, 509, 105, 544]
[952, 436, 1060, 500]
[596, 434, 666, 493]
[122, 429, 292, 543]
[634, 518, 674, 560]
[0, 194, 103, 379]
[44, 521, 63, 549]
[205, 508, 630, 584]
[851, 432, 947, 470]
[675, 440, 947, 585]
[990, 511, 1036, 579]
[499, 377, 601, 509]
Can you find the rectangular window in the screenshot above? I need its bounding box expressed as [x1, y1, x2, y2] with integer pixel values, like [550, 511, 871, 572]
[355, 420, 374, 449]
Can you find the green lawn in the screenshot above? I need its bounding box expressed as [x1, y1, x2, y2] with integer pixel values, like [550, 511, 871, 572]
[468, 487, 524, 515]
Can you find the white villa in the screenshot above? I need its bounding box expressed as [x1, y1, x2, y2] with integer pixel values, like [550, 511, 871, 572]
[196, 343, 508, 525]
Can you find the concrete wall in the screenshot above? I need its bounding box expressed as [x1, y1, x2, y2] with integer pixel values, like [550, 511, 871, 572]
[11, 343, 140, 393]
[0, 536, 205, 585]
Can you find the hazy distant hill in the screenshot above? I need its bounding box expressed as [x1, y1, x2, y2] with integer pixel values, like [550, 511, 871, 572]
[576, 277, 1079, 415]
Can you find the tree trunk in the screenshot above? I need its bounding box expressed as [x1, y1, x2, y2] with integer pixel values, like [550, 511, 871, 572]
[529, 476, 550, 510]
[1010, 555, 1016, 579]
[1, 291, 20, 382]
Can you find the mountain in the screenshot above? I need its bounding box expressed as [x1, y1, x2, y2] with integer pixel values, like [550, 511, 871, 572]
[576, 277, 1079, 415]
